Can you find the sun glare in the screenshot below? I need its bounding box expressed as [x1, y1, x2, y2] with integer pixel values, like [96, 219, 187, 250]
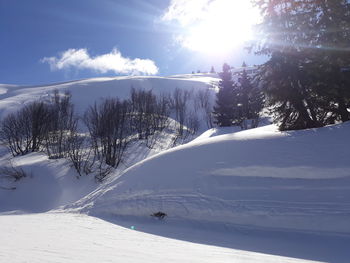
[180, 0, 260, 55]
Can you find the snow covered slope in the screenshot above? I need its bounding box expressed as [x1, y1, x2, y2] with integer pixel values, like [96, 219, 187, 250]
[0, 74, 218, 119]
[0, 125, 179, 213]
[77, 123, 350, 234]
[0, 152, 97, 213]
[0, 74, 218, 212]
[2, 212, 337, 263]
[0, 84, 18, 96]
[1, 75, 350, 262]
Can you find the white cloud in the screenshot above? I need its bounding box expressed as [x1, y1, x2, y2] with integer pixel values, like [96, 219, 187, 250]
[41, 48, 159, 75]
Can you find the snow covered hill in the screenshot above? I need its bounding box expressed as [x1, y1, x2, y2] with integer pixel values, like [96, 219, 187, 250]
[0, 74, 218, 120]
[76, 123, 350, 235]
[1, 75, 350, 262]
[0, 152, 97, 213]
[0, 74, 219, 212]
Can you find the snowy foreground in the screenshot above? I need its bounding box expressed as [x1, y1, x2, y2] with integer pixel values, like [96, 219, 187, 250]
[1, 212, 348, 263]
[1, 75, 350, 262]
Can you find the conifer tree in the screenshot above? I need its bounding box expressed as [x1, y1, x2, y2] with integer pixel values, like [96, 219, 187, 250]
[238, 69, 263, 129]
[307, 0, 350, 123]
[253, 0, 350, 130]
[213, 63, 237, 127]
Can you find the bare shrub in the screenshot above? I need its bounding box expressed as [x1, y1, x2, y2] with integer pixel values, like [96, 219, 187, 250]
[67, 132, 94, 177]
[145, 93, 171, 148]
[0, 162, 27, 181]
[84, 98, 132, 169]
[44, 90, 78, 159]
[186, 110, 200, 135]
[130, 88, 170, 144]
[94, 163, 113, 182]
[171, 88, 192, 137]
[0, 101, 51, 156]
[194, 89, 214, 129]
[130, 88, 155, 139]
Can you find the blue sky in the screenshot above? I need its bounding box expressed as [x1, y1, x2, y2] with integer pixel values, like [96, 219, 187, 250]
[0, 0, 266, 85]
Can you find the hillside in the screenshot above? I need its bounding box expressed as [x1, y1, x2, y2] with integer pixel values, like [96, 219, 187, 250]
[1, 75, 349, 262]
[0, 74, 219, 213]
[0, 74, 218, 120]
[76, 123, 350, 235]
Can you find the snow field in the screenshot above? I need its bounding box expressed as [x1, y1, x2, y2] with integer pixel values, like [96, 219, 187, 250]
[0, 212, 335, 263]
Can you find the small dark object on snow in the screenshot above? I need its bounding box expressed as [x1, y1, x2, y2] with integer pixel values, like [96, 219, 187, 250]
[151, 211, 167, 219]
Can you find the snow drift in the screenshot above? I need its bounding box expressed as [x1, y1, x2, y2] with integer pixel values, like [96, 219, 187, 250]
[80, 123, 350, 234]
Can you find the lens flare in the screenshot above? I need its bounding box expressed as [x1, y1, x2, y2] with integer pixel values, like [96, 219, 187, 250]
[168, 0, 261, 56]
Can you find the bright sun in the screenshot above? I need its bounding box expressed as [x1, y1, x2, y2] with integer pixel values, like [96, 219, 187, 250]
[179, 0, 260, 55]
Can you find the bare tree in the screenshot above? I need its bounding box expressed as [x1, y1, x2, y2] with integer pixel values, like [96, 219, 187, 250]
[194, 89, 214, 129]
[84, 98, 132, 169]
[130, 88, 156, 139]
[130, 89, 171, 148]
[0, 101, 51, 156]
[130, 89, 170, 141]
[171, 88, 192, 137]
[186, 110, 200, 136]
[44, 90, 78, 159]
[66, 131, 95, 177]
[0, 160, 27, 181]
